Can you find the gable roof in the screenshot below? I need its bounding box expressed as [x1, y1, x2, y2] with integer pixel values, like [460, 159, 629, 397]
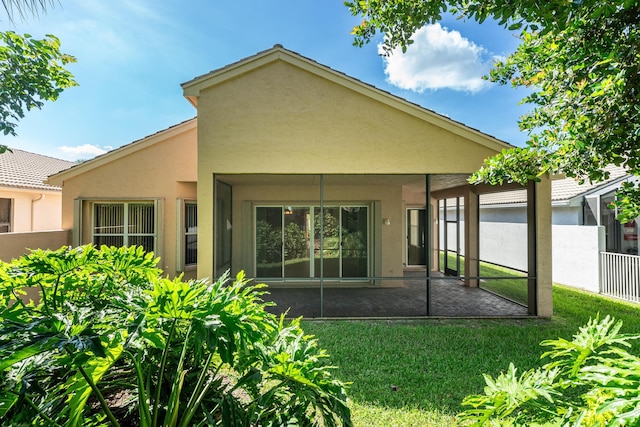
[0, 149, 75, 191]
[47, 118, 197, 185]
[182, 44, 513, 153]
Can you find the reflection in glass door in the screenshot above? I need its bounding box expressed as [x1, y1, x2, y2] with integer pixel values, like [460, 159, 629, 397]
[341, 207, 368, 277]
[407, 208, 426, 266]
[284, 207, 310, 277]
[215, 181, 232, 277]
[314, 207, 340, 278]
[257, 205, 368, 279]
[256, 207, 283, 277]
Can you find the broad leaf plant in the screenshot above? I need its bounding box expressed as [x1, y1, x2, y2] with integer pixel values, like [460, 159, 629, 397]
[0, 245, 352, 426]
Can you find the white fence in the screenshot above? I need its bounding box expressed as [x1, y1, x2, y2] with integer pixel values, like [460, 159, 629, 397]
[600, 252, 640, 303]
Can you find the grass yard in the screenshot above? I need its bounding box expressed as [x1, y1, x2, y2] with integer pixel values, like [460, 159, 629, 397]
[439, 251, 529, 305]
[303, 285, 640, 426]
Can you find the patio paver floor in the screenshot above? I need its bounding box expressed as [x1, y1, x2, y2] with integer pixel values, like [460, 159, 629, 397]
[263, 270, 530, 318]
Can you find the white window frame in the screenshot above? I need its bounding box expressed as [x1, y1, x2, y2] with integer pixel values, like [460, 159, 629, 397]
[92, 201, 157, 253]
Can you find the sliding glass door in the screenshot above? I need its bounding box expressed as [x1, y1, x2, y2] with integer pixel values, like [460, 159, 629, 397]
[256, 205, 368, 279]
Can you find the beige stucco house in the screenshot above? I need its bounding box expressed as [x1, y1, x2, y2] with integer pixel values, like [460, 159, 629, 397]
[48, 119, 198, 278]
[0, 149, 75, 262]
[0, 149, 74, 233]
[49, 45, 552, 317]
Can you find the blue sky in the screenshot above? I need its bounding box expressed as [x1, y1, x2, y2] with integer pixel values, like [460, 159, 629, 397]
[5, 0, 531, 161]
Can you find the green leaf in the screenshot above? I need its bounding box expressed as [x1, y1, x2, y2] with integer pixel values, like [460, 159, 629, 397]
[0, 335, 61, 371]
[65, 338, 123, 427]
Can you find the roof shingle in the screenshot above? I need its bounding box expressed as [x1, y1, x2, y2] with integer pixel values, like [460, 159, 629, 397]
[0, 149, 75, 191]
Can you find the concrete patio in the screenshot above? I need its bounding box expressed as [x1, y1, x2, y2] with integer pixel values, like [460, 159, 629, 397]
[263, 271, 530, 318]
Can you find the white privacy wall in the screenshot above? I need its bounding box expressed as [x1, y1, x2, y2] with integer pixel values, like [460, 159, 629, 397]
[479, 223, 528, 271]
[442, 220, 604, 292]
[552, 225, 604, 293]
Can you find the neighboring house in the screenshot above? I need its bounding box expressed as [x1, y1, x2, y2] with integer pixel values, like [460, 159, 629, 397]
[0, 149, 74, 232]
[0, 149, 75, 262]
[48, 45, 554, 317]
[461, 165, 639, 294]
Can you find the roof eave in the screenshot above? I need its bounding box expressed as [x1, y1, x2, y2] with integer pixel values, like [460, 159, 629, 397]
[47, 118, 197, 186]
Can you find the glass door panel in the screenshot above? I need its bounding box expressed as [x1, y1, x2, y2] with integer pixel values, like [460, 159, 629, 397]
[341, 206, 368, 277]
[256, 207, 283, 277]
[215, 181, 232, 277]
[444, 197, 461, 276]
[314, 207, 340, 278]
[284, 206, 311, 277]
[407, 208, 426, 266]
[257, 204, 369, 279]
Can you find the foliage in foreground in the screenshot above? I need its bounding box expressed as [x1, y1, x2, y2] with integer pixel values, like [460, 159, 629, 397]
[0, 245, 351, 426]
[459, 315, 640, 426]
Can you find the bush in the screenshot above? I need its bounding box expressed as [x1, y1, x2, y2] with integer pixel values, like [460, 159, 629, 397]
[459, 315, 640, 426]
[284, 222, 307, 260]
[0, 245, 352, 426]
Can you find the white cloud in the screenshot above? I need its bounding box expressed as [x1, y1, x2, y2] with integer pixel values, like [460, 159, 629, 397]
[58, 144, 111, 161]
[379, 23, 493, 93]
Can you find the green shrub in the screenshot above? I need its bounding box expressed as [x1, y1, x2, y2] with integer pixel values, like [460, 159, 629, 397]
[284, 222, 307, 259]
[256, 219, 282, 264]
[314, 211, 339, 239]
[459, 315, 640, 426]
[0, 245, 351, 426]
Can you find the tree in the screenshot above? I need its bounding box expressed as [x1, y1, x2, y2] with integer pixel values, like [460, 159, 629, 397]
[1, 0, 75, 154]
[0, 31, 76, 135]
[346, 1, 640, 222]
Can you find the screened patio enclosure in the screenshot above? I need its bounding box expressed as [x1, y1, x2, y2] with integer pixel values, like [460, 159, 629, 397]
[213, 173, 539, 318]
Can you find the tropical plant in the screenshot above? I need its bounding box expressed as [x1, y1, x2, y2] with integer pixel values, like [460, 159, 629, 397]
[459, 315, 640, 426]
[0, 245, 352, 426]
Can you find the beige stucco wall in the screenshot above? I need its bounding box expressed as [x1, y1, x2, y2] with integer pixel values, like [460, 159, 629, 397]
[197, 61, 500, 175]
[195, 58, 508, 281]
[535, 176, 553, 318]
[56, 122, 197, 278]
[0, 187, 63, 232]
[0, 229, 70, 262]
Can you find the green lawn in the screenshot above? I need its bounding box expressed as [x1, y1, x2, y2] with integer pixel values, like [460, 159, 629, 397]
[303, 285, 640, 426]
[439, 251, 529, 305]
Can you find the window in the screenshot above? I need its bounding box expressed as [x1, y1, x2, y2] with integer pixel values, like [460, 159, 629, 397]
[0, 198, 11, 233]
[184, 202, 197, 266]
[93, 202, 156, 253]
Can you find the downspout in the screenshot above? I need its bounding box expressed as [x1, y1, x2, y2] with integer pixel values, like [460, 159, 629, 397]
[31, 194, 45, 231]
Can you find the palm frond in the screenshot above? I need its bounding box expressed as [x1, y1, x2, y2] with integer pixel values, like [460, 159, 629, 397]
[1, 0, 57, 22]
